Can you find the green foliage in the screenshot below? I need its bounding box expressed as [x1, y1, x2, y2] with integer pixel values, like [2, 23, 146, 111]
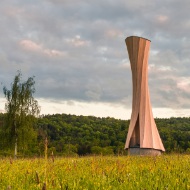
[36, 114, 129, 156]
[2, 71, 40, 157]
[36, 114, 190, 156]
[91, 146, 114, 155]
[1, 110, 190, 156]
[62, 144, 78, 156]
[155, 117, 190, 153]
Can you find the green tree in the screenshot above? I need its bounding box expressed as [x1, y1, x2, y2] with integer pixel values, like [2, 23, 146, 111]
[3, 71, 40, 158]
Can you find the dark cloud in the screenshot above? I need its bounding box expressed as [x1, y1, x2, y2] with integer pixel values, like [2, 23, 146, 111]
[0, 0, 190, 113]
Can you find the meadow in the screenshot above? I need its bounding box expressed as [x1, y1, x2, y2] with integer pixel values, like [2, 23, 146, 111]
[0, 155, 190, 190]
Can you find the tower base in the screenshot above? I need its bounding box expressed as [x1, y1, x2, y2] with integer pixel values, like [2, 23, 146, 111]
[128, 148, 162, 156]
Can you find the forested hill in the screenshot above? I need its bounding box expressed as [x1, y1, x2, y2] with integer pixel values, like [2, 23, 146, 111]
[1, 113, 190, 156]
[37, 114, 190, 155]
[37, 114, 129, 155]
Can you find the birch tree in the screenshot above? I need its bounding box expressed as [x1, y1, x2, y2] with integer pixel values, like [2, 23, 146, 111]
[3, 71, 40, 158]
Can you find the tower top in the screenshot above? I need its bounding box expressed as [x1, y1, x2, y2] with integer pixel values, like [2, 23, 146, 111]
[125, 36, 151, 42]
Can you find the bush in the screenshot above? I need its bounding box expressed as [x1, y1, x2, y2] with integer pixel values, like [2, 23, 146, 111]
[91, 146, 114, 155]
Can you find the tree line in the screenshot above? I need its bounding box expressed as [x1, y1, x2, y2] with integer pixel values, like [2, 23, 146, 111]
[1, 113, 190, 156]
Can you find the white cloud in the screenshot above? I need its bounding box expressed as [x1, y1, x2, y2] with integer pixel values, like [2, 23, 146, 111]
[20, 39, 67, 57]
[37, 98, 131, 119]
[105, 29, 123, 38]
[97, 46, 108, 54]
[148, 64, 175, 72]
[177, 77, 190, 93]
[65, 35, 90, 47]
[20, 40, 42, 51]
[156, 15, 169, 23]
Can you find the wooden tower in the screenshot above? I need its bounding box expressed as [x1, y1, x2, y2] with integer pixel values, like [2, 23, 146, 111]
[125, 36, 165, 155]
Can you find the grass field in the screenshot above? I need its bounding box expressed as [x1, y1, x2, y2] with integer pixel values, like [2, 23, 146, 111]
[0, 155, 190, 189]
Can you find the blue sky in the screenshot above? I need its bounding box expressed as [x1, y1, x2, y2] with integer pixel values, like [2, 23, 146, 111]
[0, 0, 190, 119]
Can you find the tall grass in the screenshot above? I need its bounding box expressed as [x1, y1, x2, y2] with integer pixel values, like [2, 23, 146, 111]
[0, 155, 189, 189]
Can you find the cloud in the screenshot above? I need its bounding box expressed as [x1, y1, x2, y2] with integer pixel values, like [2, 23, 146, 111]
[20, 40, 42, 51]
[20, 39, 67, 57]
[65, 35, 90, 47]
[177, 77, 190, 93]
[156, 15, 169, 23]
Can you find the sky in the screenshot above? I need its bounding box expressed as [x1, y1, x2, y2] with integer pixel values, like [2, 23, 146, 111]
[1, 0, 190, 119]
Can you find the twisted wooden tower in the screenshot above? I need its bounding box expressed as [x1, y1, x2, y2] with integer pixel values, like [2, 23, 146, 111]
[125, 36, 165, 155]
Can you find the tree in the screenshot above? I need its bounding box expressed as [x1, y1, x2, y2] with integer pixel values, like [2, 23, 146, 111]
[3, 71, 40, 158]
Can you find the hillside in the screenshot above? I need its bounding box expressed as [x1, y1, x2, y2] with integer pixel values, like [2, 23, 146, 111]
[37, 114, 190, 155]
[1, 113, 190, 156]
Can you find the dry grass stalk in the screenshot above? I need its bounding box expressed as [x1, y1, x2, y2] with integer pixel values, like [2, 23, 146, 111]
[35, 171, 40, 184]
[51, 151, 54, 163]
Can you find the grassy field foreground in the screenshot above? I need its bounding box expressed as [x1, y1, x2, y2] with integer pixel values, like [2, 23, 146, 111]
[0, 155, 190, 190]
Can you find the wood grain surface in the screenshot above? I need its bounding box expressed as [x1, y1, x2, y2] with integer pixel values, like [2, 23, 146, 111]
[125, 36, 165, 151]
